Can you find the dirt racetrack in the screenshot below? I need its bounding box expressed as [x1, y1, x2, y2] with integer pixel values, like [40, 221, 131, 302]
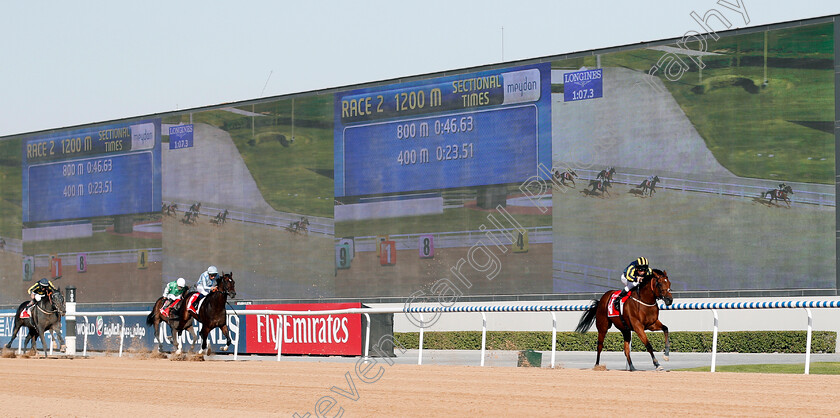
[2, 356, 840, 417]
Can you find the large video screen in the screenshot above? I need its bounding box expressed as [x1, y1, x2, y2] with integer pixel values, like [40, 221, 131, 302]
[0, 18, 835, 305]
[551, 22, 835, 293]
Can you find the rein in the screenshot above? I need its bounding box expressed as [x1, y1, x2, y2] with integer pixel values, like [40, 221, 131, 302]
[629, 277, 660, 307]
[37, 293, 59, 315]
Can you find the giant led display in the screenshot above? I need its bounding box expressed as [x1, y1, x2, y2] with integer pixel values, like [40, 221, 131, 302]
[0, 17, 835, 306]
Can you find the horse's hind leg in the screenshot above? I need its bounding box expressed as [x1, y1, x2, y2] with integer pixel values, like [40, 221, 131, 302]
[621, 329, 636, 371]
[200, 327, 211, 355]
[5, 321, 22, 349]
[186, 326, 198, 353]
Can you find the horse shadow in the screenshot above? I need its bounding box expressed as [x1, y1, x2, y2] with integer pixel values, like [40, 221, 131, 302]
[580, 189, 606, 198]
[751, 196, 787, 208]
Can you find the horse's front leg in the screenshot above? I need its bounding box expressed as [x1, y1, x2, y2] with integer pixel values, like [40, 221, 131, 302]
[633, 323, 661, 370]
[219, 324, 233, 351]
[36, 326, 49, 358]
[647, 320, 670, 361]
[200, 326, 212, 355]
[174, 328, 183, 355]
[52, 325, 67, 353]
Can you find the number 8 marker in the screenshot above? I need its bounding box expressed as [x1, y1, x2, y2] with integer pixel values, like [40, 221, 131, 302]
[419, 234, 434, 259]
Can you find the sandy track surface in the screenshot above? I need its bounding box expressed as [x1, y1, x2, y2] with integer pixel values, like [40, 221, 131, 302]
[2, 356, 840, 417]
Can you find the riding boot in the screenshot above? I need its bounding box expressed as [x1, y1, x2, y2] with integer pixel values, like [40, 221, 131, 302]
[614, 290, 628, 312]
[160, 300, 171, 316]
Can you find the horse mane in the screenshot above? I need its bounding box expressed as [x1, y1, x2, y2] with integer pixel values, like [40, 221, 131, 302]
[637, 269, 663, 290]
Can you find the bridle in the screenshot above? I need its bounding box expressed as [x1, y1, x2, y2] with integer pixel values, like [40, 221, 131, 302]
[629, 274, 663, 307]
[36, 291, 61, 315]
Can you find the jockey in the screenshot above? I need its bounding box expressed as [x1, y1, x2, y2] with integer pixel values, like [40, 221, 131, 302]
[614, 257, 651, 312]
[160, 277, 187, 317]
[196, 265, 219, 296]
[27, 278, 58, 308]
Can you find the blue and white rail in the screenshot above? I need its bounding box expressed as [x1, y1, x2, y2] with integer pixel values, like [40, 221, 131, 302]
[3, 300, 838, 374]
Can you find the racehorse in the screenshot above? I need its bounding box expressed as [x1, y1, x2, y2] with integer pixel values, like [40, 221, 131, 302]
[762, 185, 793, 207]
[286, 217, 310, 235]
[587, 178, 611, 197]
[146, 292, 198, 354]
[596, 167, 616, 182]
[186, 272, 236, 354]
[5, 290, 66, 357]
[575, 269, 674, 371]
[639, 176, 660, 197]
[554, 169, 578, 187]
[181, 210, 198, 225]
[210, 209, 230, 226]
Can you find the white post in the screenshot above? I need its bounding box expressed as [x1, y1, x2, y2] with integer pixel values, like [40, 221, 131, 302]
[551, 312, 557, 368]
[65, 300, 76, 355]
[480, 313, 487, 367]
[49, 331, 54, 356]
[805, 308, 813, 375]
[83, 316, 89, 357]
[711, 309, 719, 373]
[16, 327, 23, 355]
[118, 316, 125, 357]
[233, 313, 239, 361]
[276, 315, 284, 361]
[363, 313, 371, 360]
[417, 313, 424, 365]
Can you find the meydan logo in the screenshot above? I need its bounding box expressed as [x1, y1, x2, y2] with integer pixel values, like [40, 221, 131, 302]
[95, 316, 104, 336]
[564, 67, 602, 88]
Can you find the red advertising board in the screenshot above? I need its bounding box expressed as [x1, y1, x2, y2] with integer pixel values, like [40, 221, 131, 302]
[245, 303, 362, 355]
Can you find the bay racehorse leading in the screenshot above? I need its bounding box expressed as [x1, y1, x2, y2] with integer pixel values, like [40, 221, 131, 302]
[146, 290, 198, 354]
[186, 272, 236, 354]
[5, 290, 66, 357]
[762, 185, 793, 207]
[575, 269, 674, 371]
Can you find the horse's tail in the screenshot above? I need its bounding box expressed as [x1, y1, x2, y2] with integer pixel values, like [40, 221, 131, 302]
[574, 300, 599, 334]
[146, 300, 159, 326]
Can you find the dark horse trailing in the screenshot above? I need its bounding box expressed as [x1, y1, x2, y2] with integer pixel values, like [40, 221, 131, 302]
[5, 290, 66, 357]
[146, 291, 198, 354]
[575, 269, 673, 371]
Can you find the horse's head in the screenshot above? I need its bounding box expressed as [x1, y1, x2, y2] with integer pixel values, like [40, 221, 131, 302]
[653, 175, 660, 183]
[650, 269, 673, 306]
[218, 272, 236, 299]
[50, 290, 66, 316]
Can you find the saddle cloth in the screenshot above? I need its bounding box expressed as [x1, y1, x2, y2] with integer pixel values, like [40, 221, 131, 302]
[187, 293, 207, 315]
[607, 292, 622, 317]
[20, 306, 33, 319]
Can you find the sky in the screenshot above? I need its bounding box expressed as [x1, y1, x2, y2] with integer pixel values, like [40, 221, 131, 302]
[0, 1, 837, 137]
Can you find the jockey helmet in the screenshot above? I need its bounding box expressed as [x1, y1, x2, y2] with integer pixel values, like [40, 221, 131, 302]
[636, 257, 649, 268]
[177, 277, 186, 287]
[207, 265, 218, 275]
[38, 278, 50, 286]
